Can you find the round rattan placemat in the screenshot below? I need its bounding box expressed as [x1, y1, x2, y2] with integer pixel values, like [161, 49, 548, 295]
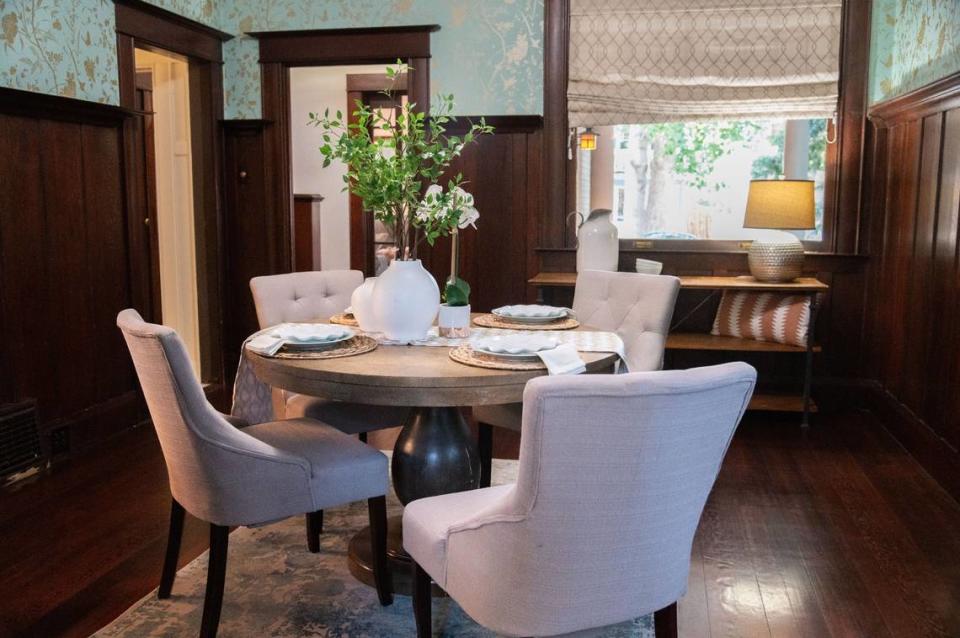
[271, 335, 378, 359]
[472, 313, 579, 330]
[329, 313, 359, 327]
[449, 345, 547, 371]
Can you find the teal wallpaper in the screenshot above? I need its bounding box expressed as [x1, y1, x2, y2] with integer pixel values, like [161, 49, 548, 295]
[1, 0, 119, 103]
[0, 0, 543, 117]
[218, 0, 543, 118]
[869, 0, 960, 103]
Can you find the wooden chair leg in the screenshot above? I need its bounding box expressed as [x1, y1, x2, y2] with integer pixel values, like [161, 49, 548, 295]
[368, 496, 393, 606]
[654, 601, 678, 638]
[412, 561, 432, 638]
[200, 524, 229, 638]
[305, 510, 323, 553]
[478, 422, 493, 488]
[158, 499, 185, 599]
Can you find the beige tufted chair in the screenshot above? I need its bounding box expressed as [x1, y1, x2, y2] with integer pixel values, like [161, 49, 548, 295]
[473, 271, 680, 485]
[118, 309, 392, 638]
[249, 271, 410, 435]
[406, 362, 756, 638]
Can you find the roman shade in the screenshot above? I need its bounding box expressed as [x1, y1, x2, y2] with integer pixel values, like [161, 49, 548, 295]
[568, 0, 842, 126]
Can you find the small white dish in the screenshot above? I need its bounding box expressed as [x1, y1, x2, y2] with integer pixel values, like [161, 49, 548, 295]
[269, 323, 354, 345]
[471, 334, 558, 358]
[492, 305, 568, 324]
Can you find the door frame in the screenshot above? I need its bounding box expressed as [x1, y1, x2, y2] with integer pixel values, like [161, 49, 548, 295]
[115, 0, 232, 391]
[249, 26, 438, 275]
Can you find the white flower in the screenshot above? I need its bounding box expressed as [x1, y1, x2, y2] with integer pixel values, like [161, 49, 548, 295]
[451, 187, 479, 229]
[416, 185, 443, 223]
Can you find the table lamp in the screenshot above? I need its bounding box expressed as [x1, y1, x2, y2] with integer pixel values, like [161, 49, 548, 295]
[743, 179, 815, 282]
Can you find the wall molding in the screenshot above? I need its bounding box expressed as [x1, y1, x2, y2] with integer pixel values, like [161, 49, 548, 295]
[249, 25, 439, 66]
[868, 69, 960, 126]
[443, 115, 543, 134]
[0, 87, 133, 125]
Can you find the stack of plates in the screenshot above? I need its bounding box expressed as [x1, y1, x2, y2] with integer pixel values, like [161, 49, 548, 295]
[269, 324, 355, 351]
[491, 305, 570, 325]
[471, 334, 558, 360]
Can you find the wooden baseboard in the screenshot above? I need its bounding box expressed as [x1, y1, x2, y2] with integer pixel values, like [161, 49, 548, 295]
[860, 381, 960, 502]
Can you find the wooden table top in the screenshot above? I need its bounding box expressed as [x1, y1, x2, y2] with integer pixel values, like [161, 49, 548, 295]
[248, 320, 619, 407]
[529, 272, 828, 292]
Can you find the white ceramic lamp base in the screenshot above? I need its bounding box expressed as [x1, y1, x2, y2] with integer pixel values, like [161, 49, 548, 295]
[748, 232, 804, 282]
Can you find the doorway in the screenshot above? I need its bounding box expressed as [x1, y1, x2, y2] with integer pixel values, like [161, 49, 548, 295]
[134, 47, 202, 373]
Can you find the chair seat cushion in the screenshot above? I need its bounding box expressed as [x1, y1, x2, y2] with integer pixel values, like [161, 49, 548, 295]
[403, 484, 514, 587]
[244, 418, 388, 511]
[473, 402, 522, 432]
[285, 394, 409, 435]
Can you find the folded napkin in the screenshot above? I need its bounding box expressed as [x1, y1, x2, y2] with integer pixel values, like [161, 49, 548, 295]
[537, 343, 587, 375]
[246, 334, 284, 356]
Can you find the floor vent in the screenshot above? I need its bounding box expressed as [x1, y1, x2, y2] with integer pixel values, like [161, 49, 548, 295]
[0, 401, 43, 484]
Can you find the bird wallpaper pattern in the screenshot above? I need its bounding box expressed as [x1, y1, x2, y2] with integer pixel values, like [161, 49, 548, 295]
[869, 0, 960, 104]
[0, 0, 543, 117]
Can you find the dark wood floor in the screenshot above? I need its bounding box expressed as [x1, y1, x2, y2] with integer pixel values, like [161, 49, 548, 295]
[1, 407, 959, 638]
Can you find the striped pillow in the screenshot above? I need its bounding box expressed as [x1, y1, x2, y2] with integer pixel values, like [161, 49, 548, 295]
[710, 291, 811, 347]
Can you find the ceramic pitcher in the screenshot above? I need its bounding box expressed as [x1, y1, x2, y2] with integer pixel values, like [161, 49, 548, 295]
[569, 208, 618, 272]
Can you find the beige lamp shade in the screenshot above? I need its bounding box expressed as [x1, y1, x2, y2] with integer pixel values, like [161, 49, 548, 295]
[743, 180, 815, 230]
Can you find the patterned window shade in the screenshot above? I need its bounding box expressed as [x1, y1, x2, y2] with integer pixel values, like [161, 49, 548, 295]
[568, 0, 842, 126]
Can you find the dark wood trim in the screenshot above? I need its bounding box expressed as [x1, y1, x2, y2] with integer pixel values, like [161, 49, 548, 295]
[862, 381, 960, 502]
[261, 62, 294, 273]
[250, 26, 439, 65]
[115, 0, 231, 63]
[0, 87, 134, 125]
[346, 73, 407, 92]
[294, 193, 325, 203]
[443, 115, 543, 135]
[868, 69, 960, 126]
[543, 0, 572, 249]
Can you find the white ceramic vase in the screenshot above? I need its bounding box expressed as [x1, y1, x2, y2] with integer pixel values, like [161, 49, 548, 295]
[350, 277, 380, 332]
[576, 208, 619, 272]
[371, 259, 440, 341]
[438, 303, 471, 338]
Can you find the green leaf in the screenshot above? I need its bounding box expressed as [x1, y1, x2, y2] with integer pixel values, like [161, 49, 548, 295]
[443, 277, 470, 306]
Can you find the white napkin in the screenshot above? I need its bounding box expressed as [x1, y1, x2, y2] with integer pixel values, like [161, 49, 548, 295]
[246, 334, 284, 356]
[537, 343, 586, 375]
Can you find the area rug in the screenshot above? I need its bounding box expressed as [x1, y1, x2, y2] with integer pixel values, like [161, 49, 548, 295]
[95, 459, 654, 637]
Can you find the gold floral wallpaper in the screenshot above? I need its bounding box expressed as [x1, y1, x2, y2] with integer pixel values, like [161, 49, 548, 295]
[1, 0, 543, 117]
[1, 0, 119, 103]
[869, 0, 960, 103]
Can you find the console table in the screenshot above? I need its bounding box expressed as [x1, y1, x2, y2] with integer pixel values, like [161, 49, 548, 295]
[529, 273, 828, 426]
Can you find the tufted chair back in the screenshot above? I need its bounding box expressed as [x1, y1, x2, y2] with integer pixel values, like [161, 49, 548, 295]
[117, 309, 315, 526]
[250, 270, 363, 329]
[572, 270, 681, 371]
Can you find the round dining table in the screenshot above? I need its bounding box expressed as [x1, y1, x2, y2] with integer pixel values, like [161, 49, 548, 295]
[247, 319, 619, 593]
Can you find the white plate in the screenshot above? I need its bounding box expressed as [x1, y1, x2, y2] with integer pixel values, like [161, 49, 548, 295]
[471, 334, 558, 358]
[269, 323, 354, 345]
[492, 305, 568, 323]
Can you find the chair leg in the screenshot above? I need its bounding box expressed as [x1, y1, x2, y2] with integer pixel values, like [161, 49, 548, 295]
[359, 431, 368, 443]
[412, 561, 432, 638]
[200, 524, 229, 638]
[158, 499, 185, 599]
[654, 601, 678, 638]
[368, 495, 393, 606]
[305, 510, 323, 553]
[478, 421, 493, 488]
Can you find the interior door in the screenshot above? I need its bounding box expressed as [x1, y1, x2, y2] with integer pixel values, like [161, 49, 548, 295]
[134, 70, 163, 322]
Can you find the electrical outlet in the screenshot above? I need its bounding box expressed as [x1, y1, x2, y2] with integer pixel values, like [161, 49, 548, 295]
[50, 427, 70, 455]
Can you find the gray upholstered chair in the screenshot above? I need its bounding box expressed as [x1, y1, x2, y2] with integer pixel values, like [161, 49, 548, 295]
[117, 309, 392, 638]
[249, 271, 409, 436]
[406, 362, 755, 638]
[473, 270, 681, 486]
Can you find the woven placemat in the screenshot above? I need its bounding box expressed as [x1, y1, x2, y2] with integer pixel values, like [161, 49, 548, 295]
[271, 335, 377, 359]
[449, 345, 547, 371]
[329, 313, 359, 327]
[472, 313, 579, 331]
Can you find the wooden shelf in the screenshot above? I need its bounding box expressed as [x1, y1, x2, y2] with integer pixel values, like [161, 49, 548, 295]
[666, 333, 820, 353]
[528, 272, 829, 292]
[748, 393, 818, 413]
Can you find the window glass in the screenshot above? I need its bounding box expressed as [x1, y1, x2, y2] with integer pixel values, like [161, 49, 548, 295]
[577, 119, 827, 241]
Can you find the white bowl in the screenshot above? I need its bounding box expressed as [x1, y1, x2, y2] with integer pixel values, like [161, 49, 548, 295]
[471, 334, 559, 357]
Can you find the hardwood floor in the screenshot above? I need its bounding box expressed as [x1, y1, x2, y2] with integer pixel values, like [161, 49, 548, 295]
[1, 408, 958, 637]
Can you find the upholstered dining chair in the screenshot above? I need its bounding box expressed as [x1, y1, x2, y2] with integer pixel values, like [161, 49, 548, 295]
[473, 270, 681, 486]
[406, 362, 756, 638]
[249, 271, 410, 437]
[117, 309, 392, 638]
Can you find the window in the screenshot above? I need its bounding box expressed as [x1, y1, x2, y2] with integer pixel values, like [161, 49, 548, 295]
[576, 118, 829, 242]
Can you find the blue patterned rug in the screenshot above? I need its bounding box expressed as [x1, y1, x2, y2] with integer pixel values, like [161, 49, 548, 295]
[95, 459, 654, 637]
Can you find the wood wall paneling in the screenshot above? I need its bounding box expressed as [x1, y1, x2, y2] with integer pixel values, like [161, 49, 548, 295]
[864, 71, 960, 499]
